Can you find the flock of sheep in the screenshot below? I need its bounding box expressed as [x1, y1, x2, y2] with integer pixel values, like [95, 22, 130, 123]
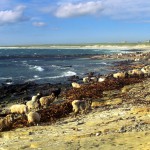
[0, 65, 150, 132]
[71, 65, 150, 115]
[0, 88, 61, 131]
[72, 65, 150, 88]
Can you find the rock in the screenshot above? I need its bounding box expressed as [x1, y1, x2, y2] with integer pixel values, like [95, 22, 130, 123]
[103, 90, 120, 97]
[91, 100, 105, 108]
[95, 131, 102, 136]
[131, 106, 150, 115]
[119, 126, 127, 133]
[30, 142, 41, 149]
[91, 98, 122, 108]
[105, 98, 122, 105]
[121, 86, 131, 93]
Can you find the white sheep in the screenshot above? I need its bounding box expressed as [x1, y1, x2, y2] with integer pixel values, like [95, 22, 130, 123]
[0, 114, 14, 131]
[10, 104, 28, 114]
[83, 77, 90, 83]
[31, 93, 41, 102]
[141, 65, 150, 76]
[26, 93, 42, 111]
[27, 112, 41, 126]
[128, 70, 134, 77]
[113, 72, 126, 79]
[90, 77, 98, 83]
[98, 77, 106, 82]
[130, 69, 144, 77]
[39, 93, 55, 108]
[26, 100, 40, 111]
[72, 99, 92, 117]
[72, 82, 81, 88]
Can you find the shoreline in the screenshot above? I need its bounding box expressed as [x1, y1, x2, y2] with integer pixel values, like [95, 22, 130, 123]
[0, 44, 150, 51]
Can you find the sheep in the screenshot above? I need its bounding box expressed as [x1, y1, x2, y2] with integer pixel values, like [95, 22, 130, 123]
[26, 100, 40, 111]
[141, 65, 150, 76]
[10, 104, 28, 114]
[72, 82, 81, 88]
[0, 114, 14, 131]
[26, 93, 42, 111]
[128, 69, 144, 78]
[31, 93, 42, 102]
[72, 99, 92, 117]
[113, 72, 127, 79]
[98, 77, 106, 82]
[83, 77, 90, 83]
[128, 70, 134, 77]
[90, 77, 98, 83]
[51, 88, 61, 99]
[39, 93, 56, 108]
[27, 111, 41, 126]
[130, 69, 144, 77]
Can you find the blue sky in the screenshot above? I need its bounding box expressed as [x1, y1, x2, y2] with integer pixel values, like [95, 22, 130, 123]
[0, 0, 150, 45]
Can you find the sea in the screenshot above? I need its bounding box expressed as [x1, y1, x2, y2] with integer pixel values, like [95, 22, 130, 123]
[0, 48, 128, 85]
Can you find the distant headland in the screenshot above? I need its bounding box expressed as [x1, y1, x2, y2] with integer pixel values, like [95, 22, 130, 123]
[0, 43, 150, 51]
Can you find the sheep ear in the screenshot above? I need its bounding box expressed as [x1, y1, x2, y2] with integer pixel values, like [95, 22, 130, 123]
[37, 93, 41, 96]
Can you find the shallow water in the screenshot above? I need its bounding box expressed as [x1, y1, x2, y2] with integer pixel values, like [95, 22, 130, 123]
[0, 48, 125, 84]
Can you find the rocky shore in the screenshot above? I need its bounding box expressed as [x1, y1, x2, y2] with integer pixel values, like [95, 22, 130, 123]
[0, 50, 150, 150]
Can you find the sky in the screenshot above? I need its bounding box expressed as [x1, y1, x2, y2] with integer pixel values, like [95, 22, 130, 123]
[0, 0, 150, 46]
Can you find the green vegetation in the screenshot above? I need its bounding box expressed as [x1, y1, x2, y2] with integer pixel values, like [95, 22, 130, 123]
[1, 42, 150, 48]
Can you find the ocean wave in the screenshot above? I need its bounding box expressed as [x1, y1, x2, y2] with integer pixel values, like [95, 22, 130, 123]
[62, 71, 76, 77]
[0, 77, 13, 80]
[51, 65, 61, 69]
[29, 65, 44, 72]
[25, 71, 77, 82]
[93, 62, 108, 65]
[34, 75, 39, 78]
[0, 77, 13, 85]
[44, 71, 77, 79]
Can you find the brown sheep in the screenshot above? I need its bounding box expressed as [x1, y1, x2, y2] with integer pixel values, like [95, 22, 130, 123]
[72, 99, 92, 117]
[27, 112, 41, 126]
[0, 114, 14, 131]
[39, 93, 55, 108]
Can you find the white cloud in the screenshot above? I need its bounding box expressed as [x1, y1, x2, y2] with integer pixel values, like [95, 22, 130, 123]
[46, 0, 150, 20]
[54, 1, 103, 18]
[32, 22, 46, 27]
[0, 5, 28, 25]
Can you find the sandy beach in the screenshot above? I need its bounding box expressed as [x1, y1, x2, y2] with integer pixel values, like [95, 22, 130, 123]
[0, 48, 150, 150]
[1, 44, 150, 52]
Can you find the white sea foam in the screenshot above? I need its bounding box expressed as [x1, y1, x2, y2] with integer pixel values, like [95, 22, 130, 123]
[25, 71, 77, 82]
[29, 65, 44, 72]
[93, 62, 108, 65]
[34, 75, 39, 78]
[45, 71, 77, 79]
[62, 71, 77, 77]
[0, 77, 13, 84]
[51, 65, 61, 69]
[6, 82, 13, 85]
[0, 77, 12, 80]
